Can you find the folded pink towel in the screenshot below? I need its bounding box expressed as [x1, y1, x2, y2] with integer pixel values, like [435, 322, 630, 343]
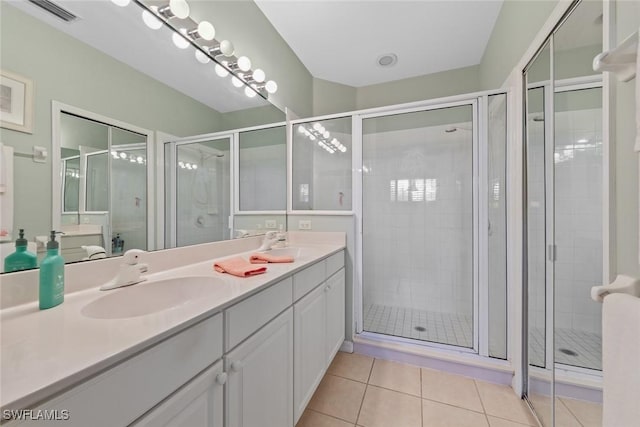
[249, 253, 295, 264]
[214, 256, 267, 277]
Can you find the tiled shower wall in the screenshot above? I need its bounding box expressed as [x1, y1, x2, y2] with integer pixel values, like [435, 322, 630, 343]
[554, 106, 603, 334]
[528, 105, 603, 336]
[175, 147, 230, 246]
[362, 123, 473, 318]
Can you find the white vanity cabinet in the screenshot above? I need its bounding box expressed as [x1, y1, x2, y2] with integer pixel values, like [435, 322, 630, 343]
[225, 308, 294, 427]
[293, 251, 346, 423]
[132, 360, 225, 427]
[6, 249, 346, 427]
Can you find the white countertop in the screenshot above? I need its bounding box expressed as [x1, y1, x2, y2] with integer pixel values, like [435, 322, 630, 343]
[0, 240, 344, 411]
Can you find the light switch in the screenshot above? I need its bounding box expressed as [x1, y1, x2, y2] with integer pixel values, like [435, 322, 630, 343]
[298, 220, 312, 230]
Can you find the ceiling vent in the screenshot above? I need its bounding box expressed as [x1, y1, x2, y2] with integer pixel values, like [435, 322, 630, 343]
[27, 0, 78, 22]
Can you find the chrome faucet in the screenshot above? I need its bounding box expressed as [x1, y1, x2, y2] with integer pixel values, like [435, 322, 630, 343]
[257, 231, 278, 251]
[100, 249, 149, 291]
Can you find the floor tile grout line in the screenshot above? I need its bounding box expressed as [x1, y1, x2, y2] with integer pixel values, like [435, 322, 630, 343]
[353, 359, 376, 426]
[473, 379, 491, 426]
[305, 408, 357, 426]
[556, 397, 587, 427]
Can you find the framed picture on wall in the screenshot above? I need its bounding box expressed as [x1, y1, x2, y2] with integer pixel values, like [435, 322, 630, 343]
[0, 70, 33, 134]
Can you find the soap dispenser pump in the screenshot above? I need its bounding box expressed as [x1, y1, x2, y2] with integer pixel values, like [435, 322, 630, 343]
[3, 229, 38, 272]
[39, 231, 65, 310]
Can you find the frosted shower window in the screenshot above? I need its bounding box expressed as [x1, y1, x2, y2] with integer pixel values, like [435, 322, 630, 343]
[292, 117, 352, 211]
[238, 126, 286, 211]
[86, 152, 109, 212]
[362, 105, 474, 348]
[63, 157, 80, 212]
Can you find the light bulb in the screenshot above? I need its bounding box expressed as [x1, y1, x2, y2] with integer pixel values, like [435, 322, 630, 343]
[252, 68, 265, 83]
[265, 80, 278, 94]
[323, 131, 330, 139]
[231, 76, 243, 88]
[111, 0, 130, 7]
[197, 21, 215, 40]
[298, 125, 305, 133]
[244, 86, 257, 98]
[178, 161, 184, 168]
[142, 7, 162, 29]
[237, 56, 251, 72]
[195, 50, 210, 64]
[119, 152, 127, 159]
[137, 156, 143, 163]
[313, 123, 321, 131]
[169, 0, 190, 19]
[186, 163, 192, 169]
[192, 164, 198, 170]
[172, 30, 189, 49]
[215, 64, 229, 77]
[219, 40, 234, 56]
[310, 135, 316, 141]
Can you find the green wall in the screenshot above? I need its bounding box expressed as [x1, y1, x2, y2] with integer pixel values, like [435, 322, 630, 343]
[479, 0, 559, 89]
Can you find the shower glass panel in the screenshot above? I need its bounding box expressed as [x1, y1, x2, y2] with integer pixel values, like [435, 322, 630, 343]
[175, 138, 231, 247]
[63, 157, 80, 212]
[86, 152, 109, 212]
[525, 39, 554, 426]
[362, 104, 474, 348]
[238, 126, 286, 211]
[553, 88, 603, 371]
[110, 145, 147, 253]
[292, 117, 352, 211]
[488, 93, 508, 359]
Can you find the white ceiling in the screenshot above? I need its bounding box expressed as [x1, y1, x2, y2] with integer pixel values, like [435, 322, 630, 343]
[255, 0, 504, 87]
[8, 0, 270, 113]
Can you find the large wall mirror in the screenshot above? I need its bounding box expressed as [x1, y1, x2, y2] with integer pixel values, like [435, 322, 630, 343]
[0, 0, 286, 273]
[523, 0, 603, 425]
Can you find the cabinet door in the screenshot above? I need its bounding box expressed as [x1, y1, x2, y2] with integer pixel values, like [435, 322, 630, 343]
[132, 360, 224, 427]
[226, 308, 294, 427]
[325, 270, 345, 364]
[293, 284, 327, 423]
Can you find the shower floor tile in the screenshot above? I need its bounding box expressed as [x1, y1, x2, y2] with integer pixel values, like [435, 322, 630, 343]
[363, 304, 473, 348]
[529, 328, 602, 371]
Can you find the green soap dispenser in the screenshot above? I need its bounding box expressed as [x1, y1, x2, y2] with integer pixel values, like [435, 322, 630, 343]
[39, 231, 65, 310]
[4, 229, 38, 272]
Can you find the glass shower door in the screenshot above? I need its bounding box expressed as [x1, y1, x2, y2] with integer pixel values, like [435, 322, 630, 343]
[361, 104, 475, 348]
[166, 137, 231, 248]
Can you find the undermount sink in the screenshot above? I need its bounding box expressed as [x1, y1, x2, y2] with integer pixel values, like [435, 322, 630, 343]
[261, 247, 302, 258]
[81, 276, 229, 319]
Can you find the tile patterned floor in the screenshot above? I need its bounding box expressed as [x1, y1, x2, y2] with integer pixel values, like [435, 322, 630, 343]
[529, 328, 602, 371]
[296, 352, 603, 427]
[363, 304, 473, 348]
[364, 304, 601, 371]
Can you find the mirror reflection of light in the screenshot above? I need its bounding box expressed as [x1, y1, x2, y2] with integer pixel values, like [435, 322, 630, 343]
[119, 152, 127, 159]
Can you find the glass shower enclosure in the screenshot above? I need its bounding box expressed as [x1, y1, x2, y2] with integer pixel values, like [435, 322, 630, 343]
[357, 93, 508, 358]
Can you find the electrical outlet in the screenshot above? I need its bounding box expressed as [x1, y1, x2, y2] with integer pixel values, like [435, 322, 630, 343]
[265, 220, 277, 229]
[298, 220, 312, 230]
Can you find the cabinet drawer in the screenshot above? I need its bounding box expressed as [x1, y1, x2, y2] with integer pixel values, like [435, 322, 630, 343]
[293, 260, 326, 301]
[225, 277, 293, 351]
[325, 251, 345, 277]
[10, 314, 223, 427]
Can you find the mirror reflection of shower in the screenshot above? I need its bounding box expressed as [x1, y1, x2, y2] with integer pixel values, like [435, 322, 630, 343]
[173, 139, 231, 247]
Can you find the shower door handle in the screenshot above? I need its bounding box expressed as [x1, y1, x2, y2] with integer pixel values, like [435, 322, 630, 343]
[548, 244, 557, 262]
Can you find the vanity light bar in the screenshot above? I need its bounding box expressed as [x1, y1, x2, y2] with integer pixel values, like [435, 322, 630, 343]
[297, 124, 347, 154]
[123, 0, 277, 99]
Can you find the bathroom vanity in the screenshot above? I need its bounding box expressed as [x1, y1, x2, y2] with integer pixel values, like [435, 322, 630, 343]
[0, 233, 346, 426]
